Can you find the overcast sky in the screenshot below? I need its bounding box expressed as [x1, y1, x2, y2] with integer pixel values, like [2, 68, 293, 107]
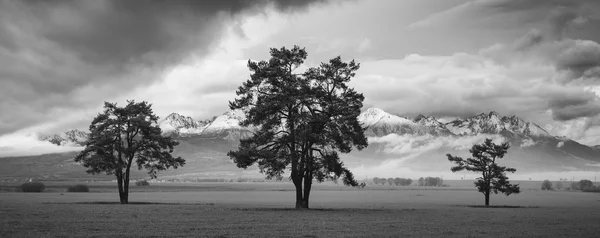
[2, 0, 600, 155]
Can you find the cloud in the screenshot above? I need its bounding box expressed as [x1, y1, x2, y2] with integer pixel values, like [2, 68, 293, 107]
[349, 30, 600, 148]
[553, 40, 600, 80]
[409, 0, 600, 39]
[0, 0, 330, 136]
[547, 90, 600, 121]
[0, 132, 82, 157]
[357, 38, 373, 53]
[369, 134, 505, 157]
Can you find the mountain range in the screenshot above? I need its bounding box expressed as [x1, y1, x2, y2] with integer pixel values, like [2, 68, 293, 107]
[43, 108, 559, 143]
[4, 108, 599, 181]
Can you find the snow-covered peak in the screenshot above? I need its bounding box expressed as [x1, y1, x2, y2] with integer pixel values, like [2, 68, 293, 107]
[359, 108, 454, 136]
[445, 111, 551, 137]
[358, 108, 389, 127]
[413, 114, 439, 125]
[161, 113, 201, 128]
[222, 109, 246, 122]
[43, 129, 88, 146]
[205, 110, 245, 131]
[158, 113, 208, 136]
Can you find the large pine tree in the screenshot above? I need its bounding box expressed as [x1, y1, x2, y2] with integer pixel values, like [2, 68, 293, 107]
[228, 46, 367, 209]
[447, 138, 520, 206]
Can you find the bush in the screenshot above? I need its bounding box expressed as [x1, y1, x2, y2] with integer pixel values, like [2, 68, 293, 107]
[570, 182, 581, 190]
[582, 187, 600, 193]
[67, 184, 89, 192]
[541, 180, 553, 191]
[20, 182, 45, 192]
[554, 181, 563, 190]
[579, 179, 594, 190]
[135, 180, 150, 186]
[418, 177, 444, 187]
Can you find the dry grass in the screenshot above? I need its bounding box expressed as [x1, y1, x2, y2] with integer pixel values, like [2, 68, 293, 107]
[1, 182, 600, 237]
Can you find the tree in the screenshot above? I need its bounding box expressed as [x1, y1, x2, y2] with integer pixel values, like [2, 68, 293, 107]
[393, 177, 401, 186]
[579, 179, 594, 190]
[424, 177, 443, 187]
[418, 177, 424, 186]
[387, 178, 394, 186]
[75, 100, 185, 204]
[541, 180, 553, 191]
[228, 46, 368, 209]
[447, 138, 520, 206]
[373, 177, 380, 185]
[570, 182, 581, 190]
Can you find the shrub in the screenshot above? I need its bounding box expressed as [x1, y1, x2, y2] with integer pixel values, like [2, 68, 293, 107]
[67, 184, 90, 192]
[20, 182, 45, 192]
[570, 182, 581, 190]
[135, 180, 150, 186]
[417, 177, 443, 187]
[579, 179, 594, 190]
[541, 180, 553, 191]
[582, 187, 600, 193]
[554, 181, 563, 190]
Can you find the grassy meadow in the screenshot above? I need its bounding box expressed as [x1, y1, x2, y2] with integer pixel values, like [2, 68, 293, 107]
[1, 181, 599, 237]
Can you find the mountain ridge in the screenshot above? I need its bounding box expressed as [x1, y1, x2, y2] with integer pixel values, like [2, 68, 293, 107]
[14, 107, 600, 180]
[43, 107, 565, 144]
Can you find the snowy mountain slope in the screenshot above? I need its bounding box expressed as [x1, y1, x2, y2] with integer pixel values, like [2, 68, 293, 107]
[23, 107, 600, 178]
[159, 113, 210, 137]
[359, 108, 453, 136]
[42, 129, 88, 146]
[200, 110, 255, 140]
[445, 111, 550, 137]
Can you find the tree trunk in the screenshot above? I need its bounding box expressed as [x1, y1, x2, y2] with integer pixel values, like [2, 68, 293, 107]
[484, 192, 490, 206]
[303, 172, 312, 209]
[293, 176, 307, 209]
[124, 167, 131, 204]
[116, 172, 128, 204]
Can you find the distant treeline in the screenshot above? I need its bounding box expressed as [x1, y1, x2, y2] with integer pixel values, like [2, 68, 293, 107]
[371, 177, 444, 187]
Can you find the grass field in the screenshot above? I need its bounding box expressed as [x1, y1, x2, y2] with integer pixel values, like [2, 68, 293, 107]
[1, 181, 599, 237]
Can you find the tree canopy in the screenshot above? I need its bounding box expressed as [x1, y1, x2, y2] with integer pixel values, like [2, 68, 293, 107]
[228, 46, 368, 209]
[75, 100, 185, 204]
[447, 138, 520, 206]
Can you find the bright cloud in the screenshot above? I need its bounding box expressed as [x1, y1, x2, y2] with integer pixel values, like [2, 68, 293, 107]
[0, 132, 83, 157]
[369, 134, 505, 157]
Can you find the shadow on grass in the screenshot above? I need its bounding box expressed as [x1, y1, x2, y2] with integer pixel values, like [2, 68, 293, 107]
[235, 207, 417, 212]
[452, 205, 539, 209]
[44, 201, 216, 206]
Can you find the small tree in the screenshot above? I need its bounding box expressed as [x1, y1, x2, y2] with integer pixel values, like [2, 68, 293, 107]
[447, 138, 520, 206]
[387, 178, 394, 186]
[418, 177, 424, 186]
[75, 100, 185, 204]
[554, 181, 563, 190]
[570, 182, 581, 190]
[541, 180, 553, 191]
[579, 179, 594, 190]
[393, 177, 401, 186]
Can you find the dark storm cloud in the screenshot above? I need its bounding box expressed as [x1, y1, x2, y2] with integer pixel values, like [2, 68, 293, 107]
[27, 0, 328, 67]
[0, 0, 329, 135]
[554, 40, 600, 80]
[547, 91, 600, 121]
